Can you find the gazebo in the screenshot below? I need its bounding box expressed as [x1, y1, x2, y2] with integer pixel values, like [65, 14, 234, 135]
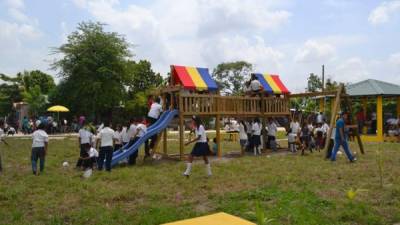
[346, 79, 400, 142]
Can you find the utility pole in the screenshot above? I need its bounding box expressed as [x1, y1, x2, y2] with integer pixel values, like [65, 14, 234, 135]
[322, 64, 325, 92]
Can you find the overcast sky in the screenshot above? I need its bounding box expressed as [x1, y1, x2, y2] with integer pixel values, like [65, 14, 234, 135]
[0, 0, 399, 92]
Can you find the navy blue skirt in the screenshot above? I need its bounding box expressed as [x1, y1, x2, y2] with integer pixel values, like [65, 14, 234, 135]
[252, 135, 261, 146]
[191, 142, 210, 156]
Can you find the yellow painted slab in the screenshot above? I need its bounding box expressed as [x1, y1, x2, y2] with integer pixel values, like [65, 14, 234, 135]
[162, 212, 255, 225]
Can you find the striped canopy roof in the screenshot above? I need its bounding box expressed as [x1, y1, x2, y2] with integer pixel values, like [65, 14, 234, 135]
[171, 65, 218, 91]
[253, 73, 290, 94]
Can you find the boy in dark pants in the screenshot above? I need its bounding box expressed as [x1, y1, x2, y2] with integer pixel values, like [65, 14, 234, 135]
[96, 121, 115, 172]
[31, 122, 49, 175]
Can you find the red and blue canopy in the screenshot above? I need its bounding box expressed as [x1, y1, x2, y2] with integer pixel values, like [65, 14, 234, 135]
[253, 73, 290, 94]
[171, 65, 218, 91]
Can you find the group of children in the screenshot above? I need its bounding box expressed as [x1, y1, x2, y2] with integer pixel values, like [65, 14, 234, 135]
[76, 98, 163, 174]
[288, 116, 330, 155]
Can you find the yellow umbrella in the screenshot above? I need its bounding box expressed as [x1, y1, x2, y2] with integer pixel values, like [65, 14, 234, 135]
[47, 105, 69, 112]
[47, 105, 70, 123]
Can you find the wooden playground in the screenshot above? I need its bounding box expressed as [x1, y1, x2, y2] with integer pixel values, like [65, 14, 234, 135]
[149, 65, 393, 160]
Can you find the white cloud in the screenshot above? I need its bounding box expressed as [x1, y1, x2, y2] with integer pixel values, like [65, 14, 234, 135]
[4, 0, 24, 9]
[368, 1, 400, 25]
[294, 39, 336, 63]
[70, 0, 291, 74]
[389, 52, 400, 66]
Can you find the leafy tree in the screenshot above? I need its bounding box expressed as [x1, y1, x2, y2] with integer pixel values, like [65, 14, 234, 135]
[0, 73, 23, 116]
[19, 70, 55, 94]
[125, 60, 163, 96]
[325, 78, 340, 91]
[212, 61, 253, 95]
[52, 21, 131, 121]
[22, 85, 47, 116]
[306, 73, 322, 92]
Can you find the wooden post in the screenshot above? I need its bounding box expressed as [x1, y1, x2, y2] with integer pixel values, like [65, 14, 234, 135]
[179, 93, 184, 160]
[163, 129, 167, 155]
[215, 97, 221, 157]
[260, 95, 266, 151]
[376, 95, 383, 142]
[216, 114, 221, 157]
[397, 97, 400, 118]
[319, 98, 325, 113]
[324, 85, 343, 152]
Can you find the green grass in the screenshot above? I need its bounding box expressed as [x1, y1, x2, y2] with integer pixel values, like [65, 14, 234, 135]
[1, 136, 400, 225]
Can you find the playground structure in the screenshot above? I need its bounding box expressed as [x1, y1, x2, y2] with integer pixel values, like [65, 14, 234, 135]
[110, 65, 292, 164]
[111, 65, 374, 164]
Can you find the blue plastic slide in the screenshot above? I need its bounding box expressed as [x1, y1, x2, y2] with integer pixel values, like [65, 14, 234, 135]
[111, 110, 179, 167]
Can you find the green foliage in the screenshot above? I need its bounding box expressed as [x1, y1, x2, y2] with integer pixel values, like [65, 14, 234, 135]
[19, 70, 55, 94]
[125, 60, 163, 96]
[306, 73, 322, 92]
[212, 61, 253, 95]
[325, 78, 340, 91]
[52, 21, 132, 120]
[22, 85, 47, 116]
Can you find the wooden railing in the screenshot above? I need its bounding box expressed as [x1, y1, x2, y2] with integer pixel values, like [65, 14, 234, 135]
[179, 94, 289, 116]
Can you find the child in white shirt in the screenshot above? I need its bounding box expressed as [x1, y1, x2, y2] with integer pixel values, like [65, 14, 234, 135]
[31, 122, 49, 175]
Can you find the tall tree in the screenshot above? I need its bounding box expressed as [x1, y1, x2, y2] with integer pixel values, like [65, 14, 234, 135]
[325, 78, 340, 91]
[52, 21, 132, 120]
[306, 73, 322, 92]
[212, 61, 253, 95]
[22, 85, 47, 116]
[19, 70, 55, 94]
[125, 60, 163, 95]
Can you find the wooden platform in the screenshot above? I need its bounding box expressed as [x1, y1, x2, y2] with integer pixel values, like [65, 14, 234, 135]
[162, 212, 255, 225]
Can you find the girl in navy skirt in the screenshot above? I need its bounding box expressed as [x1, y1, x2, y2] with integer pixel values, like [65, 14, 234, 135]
[183, 116, 212, 177]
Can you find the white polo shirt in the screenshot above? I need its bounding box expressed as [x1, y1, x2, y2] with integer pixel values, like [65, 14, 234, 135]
[267, 122, 277, 137]
[127, 124, 137, 140]
[148, 103, 162, 119]
[136, 123, 147, 137]
[98, 127, 115, 147]
[195, 125, 207, 143]
[113, 130, 122, 145]
[252, 122, 261, 136]
[121, 127, 130, 143]
[290, 122, 300, 134]
[88, 147, 99, 158]
[79, 128, 93, 144]
[0, 128, 4, 141]
[32, 129, 49, 148]
[239, 123, 248, 140]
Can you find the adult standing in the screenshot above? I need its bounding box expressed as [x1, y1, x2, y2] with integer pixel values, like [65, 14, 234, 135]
[249, 74, 263, 96]
[76, 121, 93, 169]
[96, 121, 115, 172]
[330, 112, 356, 162]
[252, 118, 262, 155]
[31, 122, 49, 175]
[145, 97, 163, 157]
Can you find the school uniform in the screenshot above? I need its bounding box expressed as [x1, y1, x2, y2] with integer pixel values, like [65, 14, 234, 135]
[267, 122, 277, 151]
[190, 125, 209, 156]
[146, 102, 163, 153]
[76, 128, 93, 168]
[183, 124, 212, 177]
[121, 126, 129, 146]
[251, 122, 261, 147]
[83, 147, 99, 169]
[238, 123, 248, 147]
[31, 129, 48, 174]
[128, 123, 147, 165]
[113, 130, 123, 152]
[97, 127, 115, 171]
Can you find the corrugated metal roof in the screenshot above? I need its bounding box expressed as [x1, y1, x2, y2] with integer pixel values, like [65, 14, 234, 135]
[346, 79, 400, 96]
